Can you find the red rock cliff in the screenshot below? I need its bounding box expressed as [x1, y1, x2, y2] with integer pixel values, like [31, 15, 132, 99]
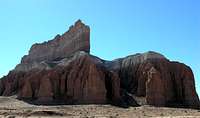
[0, 21, 199, 109]
[21, 20, 90, 64]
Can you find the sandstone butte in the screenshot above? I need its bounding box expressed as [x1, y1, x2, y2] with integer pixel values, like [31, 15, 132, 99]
[0, 20, 199, 109]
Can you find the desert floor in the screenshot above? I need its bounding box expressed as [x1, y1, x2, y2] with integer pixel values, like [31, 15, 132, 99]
[0, 96, 199, 118]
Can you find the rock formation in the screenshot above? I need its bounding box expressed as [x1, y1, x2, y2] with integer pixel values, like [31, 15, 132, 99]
[0, 20, 199, 109]
[21, 19, 90, 64]
[107, 51, 200, 108]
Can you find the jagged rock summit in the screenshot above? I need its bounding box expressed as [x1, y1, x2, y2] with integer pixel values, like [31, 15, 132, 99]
[21, 19, 90, 64]
[16, 20, 90, 72]
[0, 20, 199, 109]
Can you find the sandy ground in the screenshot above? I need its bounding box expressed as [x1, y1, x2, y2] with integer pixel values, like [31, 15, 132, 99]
[0, 96, 199, 118]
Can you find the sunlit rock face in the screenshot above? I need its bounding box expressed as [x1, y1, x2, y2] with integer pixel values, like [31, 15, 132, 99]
[0, 20, 199, 109]
[0, 20, 125, 106]
[15, 20, 90, 72]
[21, 20, 90, 64]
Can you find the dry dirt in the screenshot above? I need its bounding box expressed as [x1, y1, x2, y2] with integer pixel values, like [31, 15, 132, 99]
[0, 96, 199, 118]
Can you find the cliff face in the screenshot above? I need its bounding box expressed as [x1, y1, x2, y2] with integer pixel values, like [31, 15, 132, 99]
[0, 20, 199, 108]
[21, 20, 90, 64]
[108, 52, 200, 108]
[16, 52, 120, 104]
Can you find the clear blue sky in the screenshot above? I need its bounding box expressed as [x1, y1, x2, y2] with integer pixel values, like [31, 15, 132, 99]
[0, 0, 199, 96]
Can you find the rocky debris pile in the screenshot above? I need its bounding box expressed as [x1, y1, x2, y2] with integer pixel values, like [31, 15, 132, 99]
[0, 20, 199, 109]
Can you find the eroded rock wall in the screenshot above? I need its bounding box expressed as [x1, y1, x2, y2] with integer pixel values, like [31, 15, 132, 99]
[0, 20, 199, 109]
[21, 20, 90, 64]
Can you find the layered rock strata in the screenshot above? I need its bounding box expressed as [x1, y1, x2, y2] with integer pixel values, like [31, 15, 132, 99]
[107, 51, 200, 108]
[21, 20, 90, 64]
[0, 20, 199, 108]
